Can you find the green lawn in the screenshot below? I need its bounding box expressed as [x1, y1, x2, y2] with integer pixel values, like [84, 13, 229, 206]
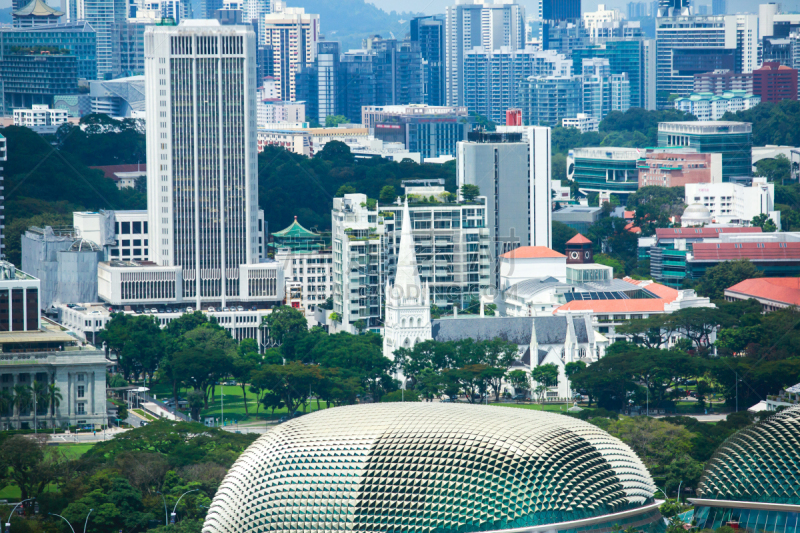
[52, 444, 93, 460]
[495, 402, 572, 413]
[132, 409, 156, 421]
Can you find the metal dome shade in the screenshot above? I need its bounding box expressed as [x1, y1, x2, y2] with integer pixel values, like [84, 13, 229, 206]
[203, 403, 660, 533]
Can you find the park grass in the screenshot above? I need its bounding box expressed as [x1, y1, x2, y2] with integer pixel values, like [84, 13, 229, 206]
[494, 402, 572, 413]
[52, 443, 93, 460]
[0, 485, 21, 499]
[132, 409, 156, 421]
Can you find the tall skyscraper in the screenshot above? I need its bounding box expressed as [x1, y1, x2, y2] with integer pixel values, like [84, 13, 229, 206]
[261, 6, 319, 102]
[144, 20, 261, 306]
[581, 58, 630, 122]
[411, 15, 445, 106]
[711, 0, 725, 14]
[657, 0, 690, 16]
[316, 40, 340, 124]
[444, 0, 525, 106]
[72, 0, 126, 78]
[200, 0, 223, 18]
[540, 0, 581, 21]
[572, 39, 645, 109]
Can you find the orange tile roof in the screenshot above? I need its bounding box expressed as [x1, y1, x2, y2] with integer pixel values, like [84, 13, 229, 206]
[566, 234, 592, 245]
[554, 279, 679, 314]
[500, 246, 566, 259]
[624, 278, 680, 301]
[726, 278, 800, 306]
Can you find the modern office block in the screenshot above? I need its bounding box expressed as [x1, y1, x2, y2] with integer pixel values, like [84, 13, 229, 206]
[0, 135, 4, 259]
[542, 21, 588, 56]
[114, 20, 153, 76]
[463, 47, 571, 124]
[541, 0, 581, 21]
[261, 6, 319, 102]
[712, 0, 726, 14]
[567, 147, 640, 196]
[445, 0, 525, 106]
[457, 129, 552, 289]
[735, 14, 758, 75]
[643, 38, 656, 110]
[199, 0, 223, 18]
[0, 22, 97, 81]
[572, 39, 644, 109]
[581, 58, 630, 122]
[315, 41, 339, 125]
[72, 0, 127, 79]
[753, 62, 799, 103]
[519, 74, 582, 127]
[0, 53, 79, 113]
[658, 121, 753, 181]
[655, 15, 737, 109]
[367, 105, 472, 159]
[411, 15, 445, 106]
[143, 20, 279, 308]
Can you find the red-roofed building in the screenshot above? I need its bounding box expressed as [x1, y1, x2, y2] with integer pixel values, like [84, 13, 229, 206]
[753, 62, 798, 103]
[725, 278, 800, 312]
[90, 164, 146, 189]
[688, 241, 800, 278]
[565, 233, 593, 264]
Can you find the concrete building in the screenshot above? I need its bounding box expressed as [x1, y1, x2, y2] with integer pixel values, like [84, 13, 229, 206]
[753, 62, 799, 103]
[724, 278, 800, 312]
[685, 177, 779, 227]
[69, 0, 127, 79]
[687, 233, 800, 280]
[261, 7, 319, 102]
[257, 129, 311, 156]
[458, 129, 552, 290]
[331, 194, 384, 330]
[658, 121, 753, 181]
[88, 76, 145, 117]
[562, 113, 600, 133]
[380, 181, 491, 313]
[365, 105, 472, 159]
[0, 22, 97, 81]
[142, 20, 278, 309]
[581, 58, 631, 122]
[673, 91, 760, 121]
[638, 149, 723, 188]
[0, 51, 79, 113]
[520, 74, 582, 127]
[13, 105, 69, 134]
[444, 0, 526, 107]
[693, 70, 752, 95]
[567, 147, 640, 196]
[463, 47, 572, 124]
[0, 134, 4, 259]
[572, 39, 647, 110]
[552, 206, 604, 234]
[0, 261, 40, 332]
[256, 99, 305, 128]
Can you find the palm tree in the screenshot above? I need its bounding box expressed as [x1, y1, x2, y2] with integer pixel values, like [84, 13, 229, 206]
[0, 389, 13, 431]
[12, 384, 32, 430]
[32, 381, 48, 430]
[48, 384, 62, 430]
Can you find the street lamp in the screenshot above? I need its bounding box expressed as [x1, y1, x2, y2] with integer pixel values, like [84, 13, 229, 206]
[82, 509, 93, 533]
[170, 489, 199, 524]
[156, 492, 168, 526]
[48, 513, 75, 533]
[6, 499, 34, 533]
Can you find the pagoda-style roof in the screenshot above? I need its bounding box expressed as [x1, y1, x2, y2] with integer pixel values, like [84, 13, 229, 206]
[272, 216, 319, 239]
[14, 0, 64, 17]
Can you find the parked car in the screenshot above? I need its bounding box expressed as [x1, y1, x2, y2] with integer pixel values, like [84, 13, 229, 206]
[186, 307, 194, 313]
[150, 308, 158, 313]
[223, 307, 230, 312]
[208, 307, 216, 312]
[513, 394, 528, 402]
[237, 306, 244, 311]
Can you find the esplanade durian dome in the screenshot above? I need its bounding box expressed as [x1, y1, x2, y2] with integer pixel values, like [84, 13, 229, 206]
[203, 403, 663, 533]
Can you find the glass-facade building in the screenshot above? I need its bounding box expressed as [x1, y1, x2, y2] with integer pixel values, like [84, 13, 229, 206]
[567, 147, 641, 195]
[0, 54, 79, 112]
[572, 39, 644, 109]
[410, 15, 445, 106]
[0, 22, 96, 81]
[520, 74, 583, 127]
[689, 405, 800, 533]
[78, 0, 126, 79]
[658, 121, 753, 181]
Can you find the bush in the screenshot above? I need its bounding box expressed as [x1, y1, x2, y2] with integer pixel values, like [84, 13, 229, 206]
[381, 390, 420, 402]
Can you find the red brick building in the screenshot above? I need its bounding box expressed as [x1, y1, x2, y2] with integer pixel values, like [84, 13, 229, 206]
[753, 62, 798, 103]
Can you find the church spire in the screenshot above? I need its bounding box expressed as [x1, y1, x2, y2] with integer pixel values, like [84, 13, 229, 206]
[392, 199, 422, 301]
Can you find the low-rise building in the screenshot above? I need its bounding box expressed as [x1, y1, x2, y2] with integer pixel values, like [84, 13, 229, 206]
[724, 278, 800, 312]
[693, 70, 752, 95]
[638, 149, 723, 188]
[673, 91, 760, 121]
[562, 113, 599, 133]
[567, 147, 640, 196]
[688, 239, 800, 279]
[13, 104, 68, 134]
[257, 129, 311, 156]
[552, 206, 603, 234]
[685, 177, 779, 227]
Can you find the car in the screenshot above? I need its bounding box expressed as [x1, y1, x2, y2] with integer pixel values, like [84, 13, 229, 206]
[208, 307, 216, 312]
[512, 394, 528, 402]
[223, 307, 230, 312]
[186, 307, 194, 313]
[237, 306, 244, 311]
[150, 308, 158, 313]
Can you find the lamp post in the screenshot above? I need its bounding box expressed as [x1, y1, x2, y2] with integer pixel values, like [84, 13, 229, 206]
[156, 492, 168, 526]
[48, 513, 75, 533]
[6, 499, 34, 533]
[82, 509, 93, 533]
[677, 480, 683, 505]
[654, 486, 668, 500]
[170, 489, 199, 524]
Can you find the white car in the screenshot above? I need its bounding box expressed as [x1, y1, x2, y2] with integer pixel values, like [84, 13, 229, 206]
[186, 307, 194, 313]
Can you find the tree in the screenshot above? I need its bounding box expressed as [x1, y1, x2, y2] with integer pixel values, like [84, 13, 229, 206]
[231, 339, 260, 416]
[381, 389, 420, 402]
[325, 115, 349, 127]
[353, 319, 367, 334]
[552, 221, 578, 254]
[626, 186, 686, 235]
[615, 314, 679, 349]
[379, 185, 397, 204]
[594, 254, 625, 278]
[12, 384, 31, 428]
[0, 435, 55, 501]
[187, 391, 204, 422]
[48, 384, 62, 428]
[170, 327, 237, 408]
[751, 213, 777, 232]
[564, 361, 586, 395]
[251, 361, 328, 416]
[507, 369, 530, 394]
[460, 184, 480, 202]
[755, 154, 791, 183]
[482, 338, 519, 400]
[335, 185, 357, 197]
[531, 364, 559, 401]
[264, 306, 309, 359]
[0, 389, 12, 430]
[695, 259, 762, 300]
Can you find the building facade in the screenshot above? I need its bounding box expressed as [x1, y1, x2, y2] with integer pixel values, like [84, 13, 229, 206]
[581, 57, 631, 122]
[261, 7, 319, 102]
[638, 150, 723, 188]
[685, 177, 778, 226]
[411, 15, 446, 106]
[572, 39, 645, 109]
[0, 22, 97, 81]
[366, 105, 472, 159]
[13, 105, 69, 134]
[71, 0, 127, 79]
[567, 147, 640, 196]
[673, 91, 760, 121]
[658, 121, 753, 181]
[693, 70, 753, 95]
[0, 52, 79, 113]
[520, 74, 582, 127]
[753, 61, 799, 103]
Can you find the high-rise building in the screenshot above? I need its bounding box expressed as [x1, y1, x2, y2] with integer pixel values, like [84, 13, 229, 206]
[315, 41, 340, 125]
[71, 0, 126, 79]
[261, 6, 319, 102]
[0, 21, 97, 81]
[0, 51, 79, 112]
[643, 38, 656, 110]
[540, 0, 581, 21]
[144, 20, 272, 307]
[519, 74, 583, 127]
[572, 39, 644, 109]
[581, 58, 630, 122]
[753, 62, 799, 103]
[712, 0, 725, 14]
[411, 15, 445, 106]
[200, 0, 223, 18]
[627, 1, 649, 18]
[735, 14, 759, 74]
[693, 69, 752, 94]
[658, 121, 753, 181]
[114, 20, 152, 76]
[657, 0, 690, 16]
[457, 128, 552, 289]
[444, 0, 525, 106]
[463, 47, 571, 124]
[0, 134, 5, 259]
[365, 105, 472, 159]
[655, 14, 737, 108]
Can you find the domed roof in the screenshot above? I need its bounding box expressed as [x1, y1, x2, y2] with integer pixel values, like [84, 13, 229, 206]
[203, 404, 657, 533]
[68, 238, 101, 252]
[682, 203, 711, 221]
[697, 406, 800, 505]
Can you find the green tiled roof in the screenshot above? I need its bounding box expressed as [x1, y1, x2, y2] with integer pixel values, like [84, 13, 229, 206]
[272, 216, 319, 238]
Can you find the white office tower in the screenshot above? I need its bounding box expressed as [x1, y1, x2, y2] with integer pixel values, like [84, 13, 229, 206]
[382, 200, 431, 364]
[735, 14, 759, 73]
[445, 0, 525, 106]
[143, 20, 277, 308]
[244, 0, 269, 23]
[457, 128, 551, 291]
[262, 7, 319, 101]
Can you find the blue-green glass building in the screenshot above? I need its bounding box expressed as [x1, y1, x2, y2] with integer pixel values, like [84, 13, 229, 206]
[567, 146, 641, 195]
[658, 121, 753, 181]
[572, 39, 644, 109]
[0, 22, 97, 81]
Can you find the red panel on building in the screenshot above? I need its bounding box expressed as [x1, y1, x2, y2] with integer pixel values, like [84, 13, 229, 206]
[753, 62, 798, 103]
[506, 109, 522, 126]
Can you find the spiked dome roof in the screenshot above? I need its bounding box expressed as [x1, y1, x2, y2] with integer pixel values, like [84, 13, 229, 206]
[697, 405, 800, 505]
[203, 403, 658, 533]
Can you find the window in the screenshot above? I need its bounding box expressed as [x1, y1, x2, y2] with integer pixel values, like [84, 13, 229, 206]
[77, 403, 85, 415]
[133, 221, 142, 233]
[77, 374, 84, 382]
[121, 222, 131, 234]
[77, 385, 85, 398]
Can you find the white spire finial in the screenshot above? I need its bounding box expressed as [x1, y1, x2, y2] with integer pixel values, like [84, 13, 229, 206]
[391, 199, 422, 301]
